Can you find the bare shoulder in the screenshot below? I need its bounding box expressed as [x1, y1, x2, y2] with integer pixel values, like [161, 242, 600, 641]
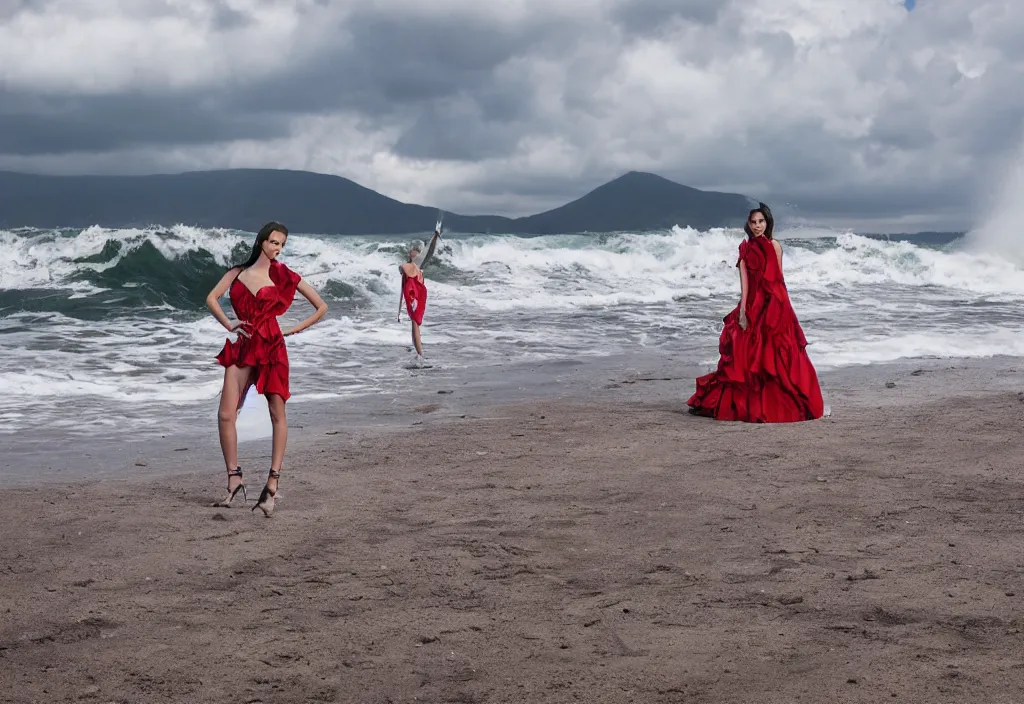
[772, 239, 783, 253]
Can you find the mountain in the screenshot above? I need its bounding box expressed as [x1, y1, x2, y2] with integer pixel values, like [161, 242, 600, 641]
[0, 168, 753, 234]
[512, 172, 752, 234]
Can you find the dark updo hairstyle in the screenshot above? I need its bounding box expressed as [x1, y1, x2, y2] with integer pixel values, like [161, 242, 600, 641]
[743, 202, 774, 240]
[236, 221, 289, 269]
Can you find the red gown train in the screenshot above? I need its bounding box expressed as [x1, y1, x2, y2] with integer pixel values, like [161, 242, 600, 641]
[216, 260, 302, 401]
[687, 236, 824, 423]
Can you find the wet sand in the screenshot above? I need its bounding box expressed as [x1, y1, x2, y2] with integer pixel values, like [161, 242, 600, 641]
[3, 363, 1024, 703]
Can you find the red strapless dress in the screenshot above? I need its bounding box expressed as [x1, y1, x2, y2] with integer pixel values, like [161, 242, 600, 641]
[402, 273, 427, 325]
[216, 260, 302, 401]
[687, 236, 824, 423]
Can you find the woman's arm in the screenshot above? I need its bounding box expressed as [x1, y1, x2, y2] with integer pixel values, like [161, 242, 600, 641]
[283, 280, 328, 336]
[772, 239, 783, 272]
[413, 231, 441, 269]
[397, 265, 410, 321]
[206, 267, 244, 332]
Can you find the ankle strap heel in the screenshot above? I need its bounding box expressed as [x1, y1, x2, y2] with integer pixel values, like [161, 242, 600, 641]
[212, 467, 246, 507]
[252, 470, 281, 517]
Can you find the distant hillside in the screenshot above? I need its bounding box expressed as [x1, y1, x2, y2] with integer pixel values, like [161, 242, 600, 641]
[514, 172, 751, 233]
[0, 168, 753, 234]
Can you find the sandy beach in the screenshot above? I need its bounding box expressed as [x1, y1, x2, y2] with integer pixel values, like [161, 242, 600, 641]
[3, 361, 1024, 704]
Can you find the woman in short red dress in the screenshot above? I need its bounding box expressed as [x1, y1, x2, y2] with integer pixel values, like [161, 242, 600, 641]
[687, 203, 824, 423]
[205, 221, 328, 515]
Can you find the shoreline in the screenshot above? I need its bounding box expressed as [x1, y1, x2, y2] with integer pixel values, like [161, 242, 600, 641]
[4, 354, 1022, 487]
[2, 361, 1023, 702]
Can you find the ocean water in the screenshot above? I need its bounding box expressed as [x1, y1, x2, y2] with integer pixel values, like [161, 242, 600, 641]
[2, 224, 1023, 449]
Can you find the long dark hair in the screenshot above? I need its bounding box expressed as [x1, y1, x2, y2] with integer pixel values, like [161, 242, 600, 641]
[744, 202, 774, 240]
[235, 221, 289, 270]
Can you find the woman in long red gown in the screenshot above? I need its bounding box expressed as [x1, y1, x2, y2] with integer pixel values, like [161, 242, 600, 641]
[687, 203, 824, 423]
[205, 221, 328, 515]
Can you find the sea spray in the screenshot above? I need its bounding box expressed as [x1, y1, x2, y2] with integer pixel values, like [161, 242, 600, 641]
[965, 139, 1024, 264]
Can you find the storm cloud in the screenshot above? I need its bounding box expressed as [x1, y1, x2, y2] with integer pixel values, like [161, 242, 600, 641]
[0, 0, 1020, 230]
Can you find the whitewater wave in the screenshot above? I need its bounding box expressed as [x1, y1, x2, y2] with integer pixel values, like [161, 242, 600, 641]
[4, 225, 1024, 319]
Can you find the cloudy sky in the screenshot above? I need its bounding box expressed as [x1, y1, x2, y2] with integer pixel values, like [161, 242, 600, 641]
[0, 0, 1020, 230]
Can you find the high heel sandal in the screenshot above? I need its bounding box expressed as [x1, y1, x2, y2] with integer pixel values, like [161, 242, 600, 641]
[212, 467, 246, 507]
[252, 470, 280, 517]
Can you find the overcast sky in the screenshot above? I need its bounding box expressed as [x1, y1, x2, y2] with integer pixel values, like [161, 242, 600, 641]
[0, 0, 1020, 230]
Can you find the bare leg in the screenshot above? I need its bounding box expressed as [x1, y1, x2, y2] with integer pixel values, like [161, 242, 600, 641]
[214, 365, 254, 504]
[253, 393, 286, 516]
[218, 366, 254, 472]
[266, 393, 287, 494]
[411, 321, 423, 356]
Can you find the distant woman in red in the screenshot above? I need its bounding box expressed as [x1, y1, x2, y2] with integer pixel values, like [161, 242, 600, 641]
[687, 203, 824, 423]
[398, 222, 442, 365]
[205, 221, 328, 515]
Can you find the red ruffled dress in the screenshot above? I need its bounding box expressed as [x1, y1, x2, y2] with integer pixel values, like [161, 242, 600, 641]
[687, 236, 824, 423]
[216, 260, 302, 401]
